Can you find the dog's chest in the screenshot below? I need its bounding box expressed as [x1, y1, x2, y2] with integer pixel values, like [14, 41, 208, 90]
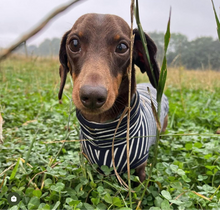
[76, 83, 168, 172]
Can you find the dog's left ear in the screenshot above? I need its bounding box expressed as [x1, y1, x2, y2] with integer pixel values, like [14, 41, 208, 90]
[58, 30, 71, 101]
[133, 29, 160, 88]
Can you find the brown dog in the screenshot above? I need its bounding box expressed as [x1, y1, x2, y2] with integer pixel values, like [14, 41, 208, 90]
[58, 13, 168, 182]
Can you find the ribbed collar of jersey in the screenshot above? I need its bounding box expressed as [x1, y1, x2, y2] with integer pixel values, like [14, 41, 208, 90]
[76, 92, 141, 144]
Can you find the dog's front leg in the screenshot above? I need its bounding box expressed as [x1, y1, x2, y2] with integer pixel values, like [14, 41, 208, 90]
[135, 161, 147, 182]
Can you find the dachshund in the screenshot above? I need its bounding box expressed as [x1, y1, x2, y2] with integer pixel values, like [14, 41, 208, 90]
[58, 13, 168, 182]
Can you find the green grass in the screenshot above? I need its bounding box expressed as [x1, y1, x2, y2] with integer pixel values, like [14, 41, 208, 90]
[0, 57, 220, 209]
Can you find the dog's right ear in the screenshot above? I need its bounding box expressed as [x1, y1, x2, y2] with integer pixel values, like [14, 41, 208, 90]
[133, 29, 160, 88]
[58, 30, 71, 102]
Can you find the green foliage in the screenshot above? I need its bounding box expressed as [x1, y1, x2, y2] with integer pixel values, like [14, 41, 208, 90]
[150, 32, 220, 70]
[0, 58, 220, 209]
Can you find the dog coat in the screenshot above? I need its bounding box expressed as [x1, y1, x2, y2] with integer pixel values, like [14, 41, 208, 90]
[76, 83, 169, 173]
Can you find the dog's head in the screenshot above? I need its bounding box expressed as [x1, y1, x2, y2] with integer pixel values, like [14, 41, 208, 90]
[59, 13, 159, 121]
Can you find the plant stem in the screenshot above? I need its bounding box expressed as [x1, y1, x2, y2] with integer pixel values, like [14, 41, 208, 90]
[139, 104, 161, 204]
[127, 0, 135, 208]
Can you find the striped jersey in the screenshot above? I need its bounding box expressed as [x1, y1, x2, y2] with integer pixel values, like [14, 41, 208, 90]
[76, 83, 169, 173]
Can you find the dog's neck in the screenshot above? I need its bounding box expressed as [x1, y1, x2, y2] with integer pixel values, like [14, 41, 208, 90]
[77, 91, 140, 130]
[80, 93, 136, 123]
[79, 72, 136, 123]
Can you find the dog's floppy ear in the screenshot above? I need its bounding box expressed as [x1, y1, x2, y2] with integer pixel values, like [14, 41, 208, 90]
[133, 29, 160, 88]
[58, 30, 71, 101]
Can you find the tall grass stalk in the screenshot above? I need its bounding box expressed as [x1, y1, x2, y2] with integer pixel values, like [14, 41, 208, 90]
[211, 0, 220, 41]
[134, 1, 171, 207]
[126, 0, 135, 208]
[134, 0, 157, 89]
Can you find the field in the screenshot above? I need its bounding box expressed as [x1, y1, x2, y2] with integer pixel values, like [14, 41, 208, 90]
[0, 56, 220, 209]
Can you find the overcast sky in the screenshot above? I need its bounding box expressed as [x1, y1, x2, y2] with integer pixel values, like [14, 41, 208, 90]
[0, 0, 219, 48]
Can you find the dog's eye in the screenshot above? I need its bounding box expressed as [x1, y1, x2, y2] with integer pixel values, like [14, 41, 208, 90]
[69, 39, 81, 52]
[115, 43, 128, 53]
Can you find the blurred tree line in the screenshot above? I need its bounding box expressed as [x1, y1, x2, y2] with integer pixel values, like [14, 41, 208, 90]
[16, 38, 60, 57]
[16, 32, 220, 70]
[149, 32, 220, 70]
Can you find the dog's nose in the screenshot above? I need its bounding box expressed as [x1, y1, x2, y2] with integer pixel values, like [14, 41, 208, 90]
[80, 85, 107, 109]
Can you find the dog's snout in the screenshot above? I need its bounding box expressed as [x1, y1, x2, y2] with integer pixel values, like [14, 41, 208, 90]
[80, 85, 107, 109]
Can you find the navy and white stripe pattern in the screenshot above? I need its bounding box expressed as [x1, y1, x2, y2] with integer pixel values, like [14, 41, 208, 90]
[76, 83, 169, 173]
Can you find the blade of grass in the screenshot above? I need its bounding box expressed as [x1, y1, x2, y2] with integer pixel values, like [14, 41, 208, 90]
[147, 87, 161, 132]
[9, 158, 20, 180]
[134, 0, 157, 88]
[152, 5, 171, 177]
[192, 191, 211, 201]
[154, 9, 171, 170]
[125, 0, 135, 208]
[211, 0, 220, 41]
[209, 185, 220, 200]
[135, 7, 171, 209]
[157, 8, 171, 103]
[112, 107, 131, 190]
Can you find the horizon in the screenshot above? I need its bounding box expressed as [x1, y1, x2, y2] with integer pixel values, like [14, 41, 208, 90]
[1, 31, 219, 49]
